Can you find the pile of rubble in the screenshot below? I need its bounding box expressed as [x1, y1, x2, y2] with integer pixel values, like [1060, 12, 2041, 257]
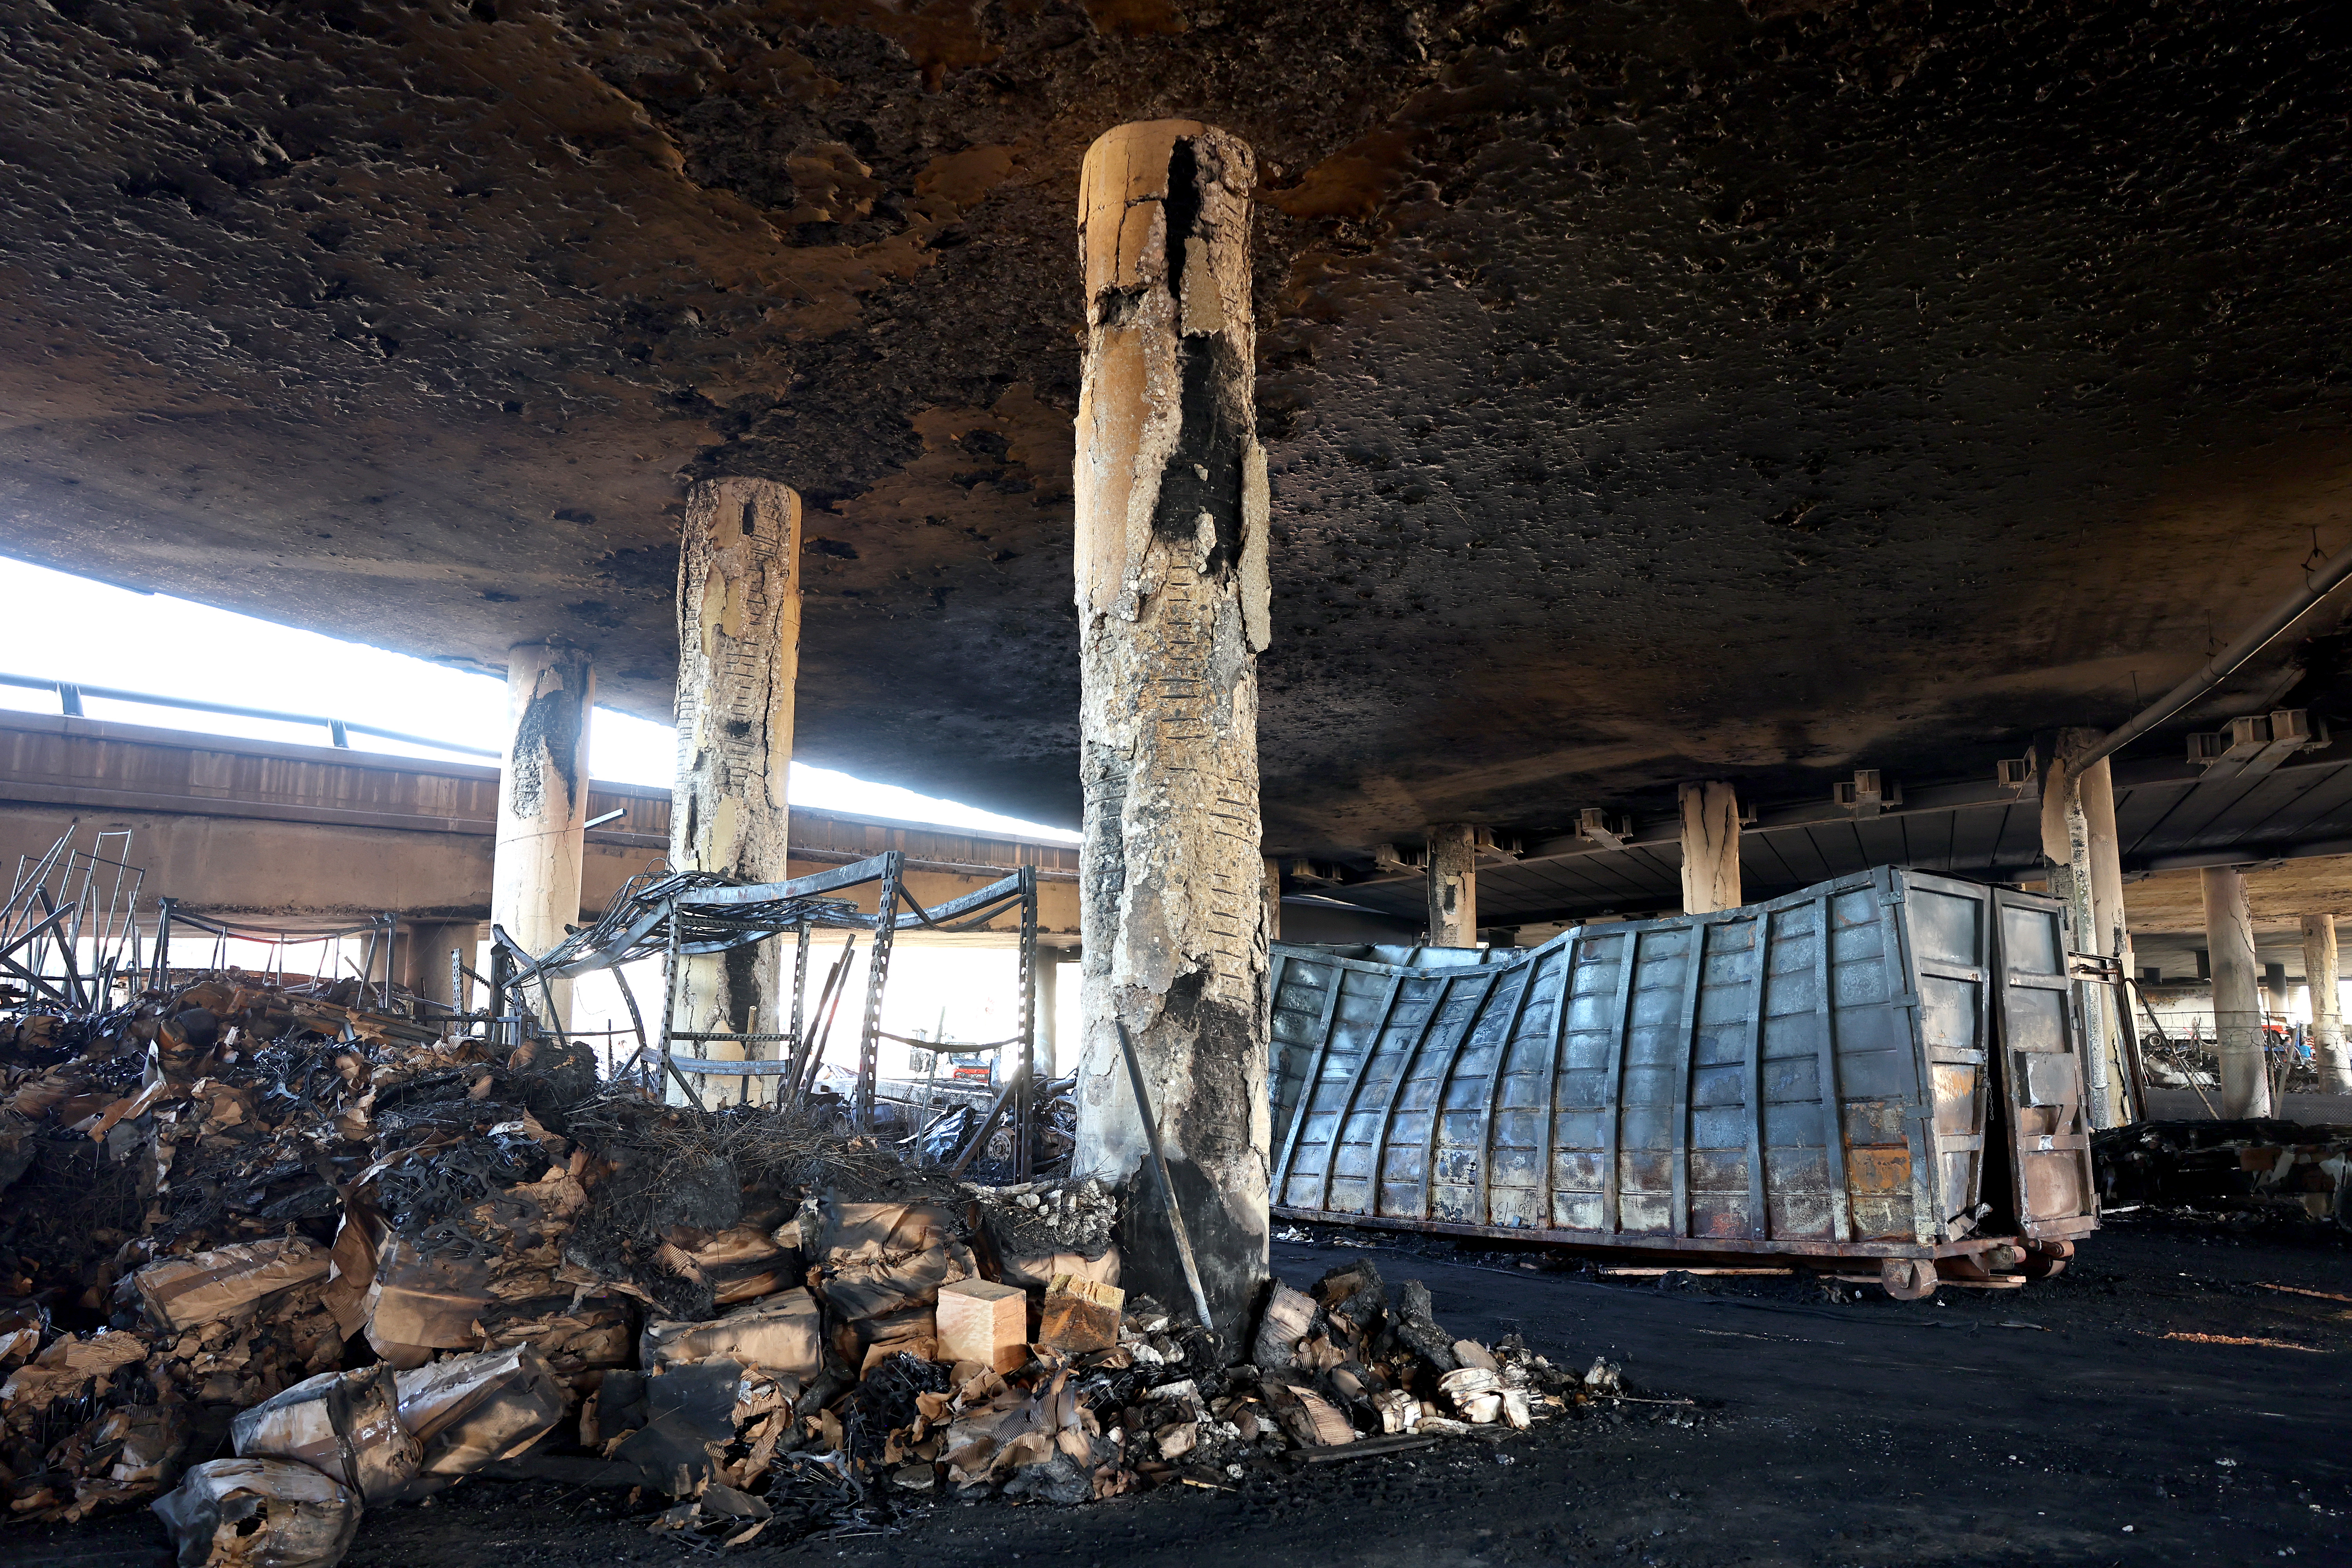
[2, 974, 1629, 1565]
[2097, 1118, 2352, 1225]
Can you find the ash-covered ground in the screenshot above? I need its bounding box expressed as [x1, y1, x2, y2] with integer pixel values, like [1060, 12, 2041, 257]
[20, 1208, 2348, 1568]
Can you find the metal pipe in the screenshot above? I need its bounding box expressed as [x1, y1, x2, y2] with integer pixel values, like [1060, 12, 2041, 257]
[1115, 1019, 1217, 1341]
[2076, 538, 2352, 771]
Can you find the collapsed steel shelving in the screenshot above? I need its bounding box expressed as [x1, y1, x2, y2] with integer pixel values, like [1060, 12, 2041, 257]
[494, 850, 1050, 1174]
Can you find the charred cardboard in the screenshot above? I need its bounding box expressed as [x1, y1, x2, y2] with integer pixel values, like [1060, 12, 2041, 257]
[152, 1458, 362, 1568]
[231, 1364, 421, 1505]
[361, 1236, 491, 1364]
[641, 1287, 821, 1378]
[131, 1240, 333, 1334]
[812, 1200, 975, 1323]
[392, 1343, 567, 1475]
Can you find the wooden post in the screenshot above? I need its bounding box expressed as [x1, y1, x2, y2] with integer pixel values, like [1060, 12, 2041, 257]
[1677, 782, 1741, 914]
[492, 642, 593, 1029]
[2202, 865, 2271, 1117]
[1426, 825, 1478, 947]
[670, 477, 802, 1104]
[1072, 118, 1271, 1347]
[2304, 913, 2349, 1094]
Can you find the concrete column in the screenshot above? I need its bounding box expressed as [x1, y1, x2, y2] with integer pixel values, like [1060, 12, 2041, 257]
[2201, 866, 2271, 1117]
[1072, 118, 1270, 1345]
[1036, 952, 1062, 1077]
[398, 921, 479, 1013]
[1677, 782, 1741, 914]
[492, 642, 593, 1029]
[670, 477, 802, 1103]
[1262, 857, 1283, 946]
[2304, 913, 2350, 1093]
[1426, 825, 1478, 947]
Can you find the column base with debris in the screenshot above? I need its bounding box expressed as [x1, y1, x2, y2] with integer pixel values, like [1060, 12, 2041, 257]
[1069, 119, 1274, 1348]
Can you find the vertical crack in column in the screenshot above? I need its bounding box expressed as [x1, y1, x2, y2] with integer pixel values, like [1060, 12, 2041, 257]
[1074, 120, 1270, 1343]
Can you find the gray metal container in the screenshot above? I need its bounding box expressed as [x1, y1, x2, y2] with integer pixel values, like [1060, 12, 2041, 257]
[1269, 866, 2098, 1268]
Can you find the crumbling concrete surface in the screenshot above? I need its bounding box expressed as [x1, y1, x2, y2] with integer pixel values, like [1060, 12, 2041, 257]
[1073, 119, 1274, 1351]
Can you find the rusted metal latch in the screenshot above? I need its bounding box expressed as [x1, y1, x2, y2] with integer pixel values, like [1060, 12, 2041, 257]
[2067, 951, 2125, 982]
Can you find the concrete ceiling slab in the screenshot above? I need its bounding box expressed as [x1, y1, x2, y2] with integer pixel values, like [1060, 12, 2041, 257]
[4, 0, 2349, 853]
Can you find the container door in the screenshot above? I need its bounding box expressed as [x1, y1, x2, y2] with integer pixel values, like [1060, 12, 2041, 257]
[1991, 889, 2097, 1236]
[1896, 874, 1995, 1240]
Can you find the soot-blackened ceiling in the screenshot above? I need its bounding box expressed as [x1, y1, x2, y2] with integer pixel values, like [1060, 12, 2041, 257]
[3, 0, 2349, 861]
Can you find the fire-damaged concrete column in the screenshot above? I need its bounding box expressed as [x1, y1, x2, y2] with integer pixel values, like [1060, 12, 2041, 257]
[492, 642, 594, 1027]
[2304, 913, 2351, 1093]
[1677, 782, 1741, 913]
[1426, 825, 1478, 947]
[1072, 119, 1272, 1345]
[2202, 866, 2271, 1117]
[671, 477, 803, 1103]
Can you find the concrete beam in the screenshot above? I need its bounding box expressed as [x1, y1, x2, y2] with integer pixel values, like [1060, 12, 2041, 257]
[1072, 118, 1270, 1345]
[0, 712, 1080, 940]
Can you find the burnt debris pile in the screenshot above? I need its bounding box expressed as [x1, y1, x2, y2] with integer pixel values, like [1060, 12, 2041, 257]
[0, 975, 1628, 1566]
[2097, 1118, 2352, 1226]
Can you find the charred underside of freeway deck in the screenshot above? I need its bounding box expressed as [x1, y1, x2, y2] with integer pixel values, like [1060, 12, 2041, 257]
[5, 1, 2352, 857]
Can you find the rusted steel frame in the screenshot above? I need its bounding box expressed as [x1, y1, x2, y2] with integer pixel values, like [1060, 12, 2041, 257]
[1671, 919, 1710, 1238]
[1530, 935, 1580, 1232]
[1811, 893, 1853, 1243]
[1272, 961, 1350, 1200]
[1364, 971, 1456, 1218]
[1744, 907, 1773, 1240]
[1477, 960, 1545, 1225]
[1600, 929, 1642, 1234]
[1270, 1204, 2007, 1260]
[1417, 969, 1503, 1221]
[1318, 971, 1409, 1214]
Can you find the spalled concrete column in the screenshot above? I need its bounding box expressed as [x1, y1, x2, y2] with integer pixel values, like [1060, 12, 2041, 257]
[1677, 782, 1742, 914]
[492, 642, 593, 1028]
[2201, 866, 2271, 1117]
[1426, 824, 1479, 947]
[671, 477, 803, 1103]
[1072, 119, 1271, 1345]
[2304, 913, 2350, 1093]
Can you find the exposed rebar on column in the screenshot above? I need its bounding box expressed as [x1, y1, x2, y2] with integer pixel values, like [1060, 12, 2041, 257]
[671, 477, 803, 1103]
[1072, 119, 1271, 1345]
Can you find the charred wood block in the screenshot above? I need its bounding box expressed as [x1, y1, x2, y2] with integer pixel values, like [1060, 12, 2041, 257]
[1038, 1274, 1123, 1356]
